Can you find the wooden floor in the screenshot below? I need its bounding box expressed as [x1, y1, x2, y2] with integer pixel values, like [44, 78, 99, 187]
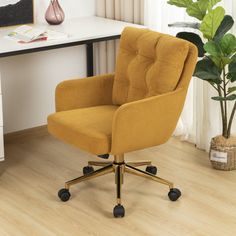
[0, 129, 236, 236]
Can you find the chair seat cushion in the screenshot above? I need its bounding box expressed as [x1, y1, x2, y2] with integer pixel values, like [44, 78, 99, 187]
[47, 105, 119, 155]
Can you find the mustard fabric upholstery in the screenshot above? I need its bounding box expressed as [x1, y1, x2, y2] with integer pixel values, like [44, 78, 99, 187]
[56, 74, 114, 112]
[48, 27, 198, 155]
[111, 88, 186, 154]
[48, 105, 119, 155]
[112, 27, 190, 105]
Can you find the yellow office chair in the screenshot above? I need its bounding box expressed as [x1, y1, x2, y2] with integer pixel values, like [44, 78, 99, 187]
[48, 27, 198, 218]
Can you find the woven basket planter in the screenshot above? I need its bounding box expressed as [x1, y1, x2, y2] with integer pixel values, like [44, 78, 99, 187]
[209, 135, 236, 171]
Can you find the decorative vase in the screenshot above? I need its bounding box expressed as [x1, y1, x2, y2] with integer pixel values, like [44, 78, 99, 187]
[209, 135, 236, 171]
[45, 0, 65, 25]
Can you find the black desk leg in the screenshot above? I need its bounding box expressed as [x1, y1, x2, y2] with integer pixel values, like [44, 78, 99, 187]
[86, 43, 94, 77]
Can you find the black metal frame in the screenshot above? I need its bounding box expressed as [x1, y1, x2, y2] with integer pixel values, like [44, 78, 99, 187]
[0, 35, 121, 77]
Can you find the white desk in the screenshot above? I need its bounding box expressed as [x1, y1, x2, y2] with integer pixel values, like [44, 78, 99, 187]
[0, 16, 143, 161]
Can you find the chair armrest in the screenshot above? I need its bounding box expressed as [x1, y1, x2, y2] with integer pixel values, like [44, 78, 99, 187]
[111, 88, 187, 154]
[56, 74, 114, 112]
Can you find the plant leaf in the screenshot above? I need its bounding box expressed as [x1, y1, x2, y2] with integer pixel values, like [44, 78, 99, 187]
[186, 0, 209, 20]
[214, 15, 234, 41]
[176, 32, 205, 57]
[209, 55, 221, 67]
[228, 87, 236, 94]
[200, 6, 225, 40]
[229, 54, 236, 72]
[204, 41, 222, 56]
[209, 55, 232, 68]
[194, 57, 222, 84]
[212, 96, 225, 101]
[167, 0, 193, 8]
[204, 36, 236, 65]
[226, 94, 236, 100]
[208, 0, 222, 10]
[228, 54, 236, 82]
[227, 73, 236, 82]
[212, 94, 236, 101]
[219, 34, 236, 56]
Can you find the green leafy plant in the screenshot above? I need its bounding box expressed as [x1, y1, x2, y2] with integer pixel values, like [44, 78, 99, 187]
[168, 0, 236, 138]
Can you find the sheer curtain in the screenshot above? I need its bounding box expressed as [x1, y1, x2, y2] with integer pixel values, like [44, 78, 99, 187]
[95, 0, 144, 75]
[145, 0, 236, 151]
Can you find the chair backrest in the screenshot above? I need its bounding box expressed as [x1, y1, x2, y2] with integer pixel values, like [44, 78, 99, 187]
[112, 27, 197, 105]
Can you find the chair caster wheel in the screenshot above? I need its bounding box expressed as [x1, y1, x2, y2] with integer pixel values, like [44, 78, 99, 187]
[146, 165, 157, 175]
[83, 166, 94, 175]
[168, 188, 181, 201]
[58, 188, 71, 202]
[98, 154, 110, 159]
[113, 204, 125, 218]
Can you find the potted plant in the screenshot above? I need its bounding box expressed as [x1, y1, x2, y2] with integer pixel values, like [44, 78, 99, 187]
[167, 0, 236, 170]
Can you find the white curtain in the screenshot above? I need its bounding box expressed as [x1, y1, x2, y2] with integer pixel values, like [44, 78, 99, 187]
[95, 0, 144, 75]
[145, 0, 236, 151]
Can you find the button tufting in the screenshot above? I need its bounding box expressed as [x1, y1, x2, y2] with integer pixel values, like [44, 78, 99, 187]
[113, 28, 190, 105]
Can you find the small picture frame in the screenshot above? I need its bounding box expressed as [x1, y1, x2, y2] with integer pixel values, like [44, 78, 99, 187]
[0, 0, 34, 27]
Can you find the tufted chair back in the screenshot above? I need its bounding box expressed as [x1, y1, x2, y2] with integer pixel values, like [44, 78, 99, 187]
[112, 27, 192, 105]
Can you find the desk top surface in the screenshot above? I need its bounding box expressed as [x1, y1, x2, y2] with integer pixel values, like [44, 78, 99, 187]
[0, 16, 143, 57]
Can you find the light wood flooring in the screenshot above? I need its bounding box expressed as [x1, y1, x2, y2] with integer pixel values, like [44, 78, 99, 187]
[0, 128, 236, 236]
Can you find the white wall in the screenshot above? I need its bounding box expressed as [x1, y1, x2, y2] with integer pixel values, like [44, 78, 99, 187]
[34, 0, 95, 22]
[0, 0, 95, 133]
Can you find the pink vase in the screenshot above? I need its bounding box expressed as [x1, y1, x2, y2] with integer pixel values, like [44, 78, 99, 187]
[45, 0, 65, 25]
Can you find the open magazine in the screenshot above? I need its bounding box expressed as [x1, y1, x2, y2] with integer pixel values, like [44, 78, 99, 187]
[7, 25, 68, 43]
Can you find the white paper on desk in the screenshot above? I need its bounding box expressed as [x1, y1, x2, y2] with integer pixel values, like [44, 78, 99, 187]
[8, 25, 46, 42]
[45, 30, 68, 40]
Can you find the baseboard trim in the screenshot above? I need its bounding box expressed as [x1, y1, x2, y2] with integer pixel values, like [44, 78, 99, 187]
[4, 125, 48, 143]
